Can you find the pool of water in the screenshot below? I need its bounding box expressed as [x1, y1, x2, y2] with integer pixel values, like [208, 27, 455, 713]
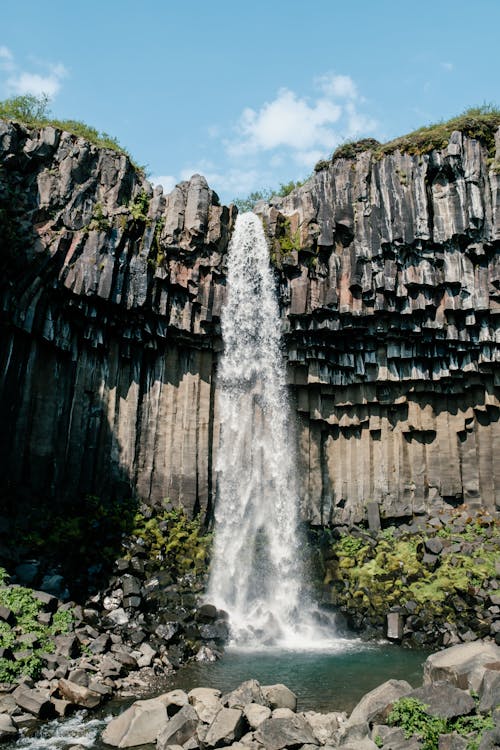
[166, 639, 428, 713]
[7, 639, 429, 748]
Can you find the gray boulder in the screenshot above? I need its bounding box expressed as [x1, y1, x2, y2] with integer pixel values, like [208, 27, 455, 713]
[204, 707, 245, 748]
[189, 687, 222, 724]
[0, 714, 18, 742]
[12, 685, 55, 719]
[479, 665, 500, 713]
[423, 642, 500, 692]
[58, 678, 102, 709]
[301, 711, 344, 745]
[156, 704, 199, 749]
[262, 684, 297, 711]
[346, 679, 413, 728]
[101, 697, 167, 747]
[222, 680, 267, 708]
[244, 703, 271, 729]
[254, 715, 318, 750]
[408, 683, 475, 720]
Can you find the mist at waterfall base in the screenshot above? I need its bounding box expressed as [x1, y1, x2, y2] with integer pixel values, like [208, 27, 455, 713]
[207, 212, 351, 651]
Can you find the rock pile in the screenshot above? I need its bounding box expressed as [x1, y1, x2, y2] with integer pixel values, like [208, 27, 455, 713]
[100, 642, 500, 749]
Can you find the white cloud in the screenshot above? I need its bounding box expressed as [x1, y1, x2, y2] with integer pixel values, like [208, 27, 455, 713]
[226, 72, 377, 165]
[7, 71, 63, 97]
[150, 175, 177, 194]
[317, 72, 358, 99]
[0, 48, 68, 98]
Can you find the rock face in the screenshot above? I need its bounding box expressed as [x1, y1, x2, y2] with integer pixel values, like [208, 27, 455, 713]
[0, 119, 499, 525]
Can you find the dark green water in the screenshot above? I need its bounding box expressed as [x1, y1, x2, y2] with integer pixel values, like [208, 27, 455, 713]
[165, 641, 429, 713]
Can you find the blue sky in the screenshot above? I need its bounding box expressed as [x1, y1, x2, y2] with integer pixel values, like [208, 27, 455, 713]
[1, 0, 498, 203]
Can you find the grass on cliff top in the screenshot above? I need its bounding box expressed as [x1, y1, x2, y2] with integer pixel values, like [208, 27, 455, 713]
[315, 104, 500, 170]
[0, 94, 142, 171]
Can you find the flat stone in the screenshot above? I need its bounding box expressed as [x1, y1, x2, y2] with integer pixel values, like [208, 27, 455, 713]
[0, 714, 18, 741]
[101, 697, 168, 747]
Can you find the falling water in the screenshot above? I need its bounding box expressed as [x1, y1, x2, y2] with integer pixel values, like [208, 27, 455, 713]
[207, 213, 341, 650]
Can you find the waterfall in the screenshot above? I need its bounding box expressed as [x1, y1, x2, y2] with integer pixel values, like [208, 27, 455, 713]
[207, 212, 337, 649]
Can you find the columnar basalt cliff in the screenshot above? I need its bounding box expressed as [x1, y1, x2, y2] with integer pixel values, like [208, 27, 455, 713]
[0, 119, 499, 527]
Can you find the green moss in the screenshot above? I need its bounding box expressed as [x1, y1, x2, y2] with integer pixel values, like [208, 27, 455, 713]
[131, 507, 212, 578]
[328, 515, 499, 623]
[88, 202, 111, 232]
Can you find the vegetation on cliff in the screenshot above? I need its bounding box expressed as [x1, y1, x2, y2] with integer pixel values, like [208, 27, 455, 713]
[323, 511, 499, 644]
[316, 104, 500, 170]
[0, 94, 141, 169]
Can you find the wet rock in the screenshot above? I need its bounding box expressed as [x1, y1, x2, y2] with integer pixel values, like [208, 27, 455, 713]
[0, 714, 18, 741]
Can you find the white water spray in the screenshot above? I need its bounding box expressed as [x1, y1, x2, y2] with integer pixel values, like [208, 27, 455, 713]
[207, 213, 341, 650]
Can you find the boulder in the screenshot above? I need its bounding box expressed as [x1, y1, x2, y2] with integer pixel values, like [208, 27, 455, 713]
[408, 683, 475, 719]
[58, 678, 102, 709]
[479, 666, 500, 713]
[0, 714, 18, 742]
[223, 680, 267, 709]
[262, 684, 297, 711]
[158, 689, 189, 717]
[346, 679, 413, 728]
[156, 704, 199, 749]
[101, 698, 167, 747]
[244, 703, 271, 729]
[302, 711, 344, 745]
[12, 685, 55, 719]
[189, 687, 222, 724]
[423, 642, 500, 691]
[387, 613, 404, 641]
[254, 715, 318, 750]
[204, 707, 245, 748]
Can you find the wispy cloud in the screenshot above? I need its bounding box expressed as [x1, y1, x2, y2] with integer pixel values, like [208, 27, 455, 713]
[441, 61, 454, 72]
[0, 45, 68, 98]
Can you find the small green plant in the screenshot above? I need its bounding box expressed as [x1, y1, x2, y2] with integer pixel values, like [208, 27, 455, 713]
[129, 191, 150, 223]
[388, 697, 446, 749]
[88, 202, 111, 232]
[374, 735, 383, 748]
[387, 696, 494, 750]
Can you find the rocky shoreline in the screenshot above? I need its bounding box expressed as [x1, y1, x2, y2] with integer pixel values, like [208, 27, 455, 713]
[99, 641, 500, 749]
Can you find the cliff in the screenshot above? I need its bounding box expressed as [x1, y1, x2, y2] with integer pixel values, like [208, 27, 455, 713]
[0, 118, 499, 527]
